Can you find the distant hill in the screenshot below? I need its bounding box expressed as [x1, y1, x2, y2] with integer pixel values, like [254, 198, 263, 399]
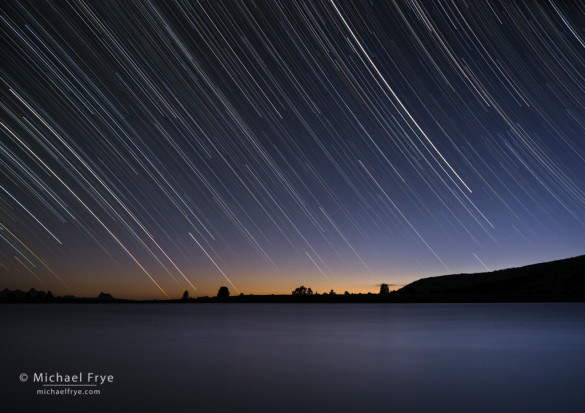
[396, 255, 585, 301]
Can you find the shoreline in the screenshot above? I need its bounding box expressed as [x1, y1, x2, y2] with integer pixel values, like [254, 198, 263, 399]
[2, 294, 584, 304]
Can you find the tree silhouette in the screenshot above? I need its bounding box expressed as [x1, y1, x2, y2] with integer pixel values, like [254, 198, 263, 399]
[292, 285, 308, 295]
[182, 290, 189, 300]
[217, 286, 230, 298]
[307, 288, 313, 295]
[379, 283, 390, 295]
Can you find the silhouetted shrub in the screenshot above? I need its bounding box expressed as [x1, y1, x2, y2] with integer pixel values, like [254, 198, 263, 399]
[379, 284, 390, 295]
[292, 285, 308, 295]
[217, 286, 230, 298]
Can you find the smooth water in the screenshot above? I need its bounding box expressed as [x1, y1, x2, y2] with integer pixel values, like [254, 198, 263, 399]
[1, 303, 584, 412]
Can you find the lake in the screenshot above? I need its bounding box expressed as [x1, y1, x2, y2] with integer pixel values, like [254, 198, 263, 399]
[1, 303, 584, 412]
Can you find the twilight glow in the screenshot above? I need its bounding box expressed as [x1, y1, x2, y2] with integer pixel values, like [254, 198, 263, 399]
[1, 1, 584, 299]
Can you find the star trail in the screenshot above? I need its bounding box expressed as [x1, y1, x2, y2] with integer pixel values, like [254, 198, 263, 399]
[1, 1, 584, 298]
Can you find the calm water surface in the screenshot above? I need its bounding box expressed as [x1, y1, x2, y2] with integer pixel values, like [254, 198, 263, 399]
[2, 303, 584, 412]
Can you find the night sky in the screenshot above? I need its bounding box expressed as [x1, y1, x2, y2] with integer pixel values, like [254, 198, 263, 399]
[2, 1, 584, 299]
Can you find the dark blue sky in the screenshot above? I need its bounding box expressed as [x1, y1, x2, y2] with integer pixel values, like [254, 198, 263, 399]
[2, 1, 584, 298]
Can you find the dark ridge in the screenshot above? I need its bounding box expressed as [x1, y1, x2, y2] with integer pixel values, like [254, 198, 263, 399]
[396, 254, 585, 301]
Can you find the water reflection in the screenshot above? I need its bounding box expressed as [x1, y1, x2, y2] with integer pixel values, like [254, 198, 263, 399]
[2, 303, 584, 412]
